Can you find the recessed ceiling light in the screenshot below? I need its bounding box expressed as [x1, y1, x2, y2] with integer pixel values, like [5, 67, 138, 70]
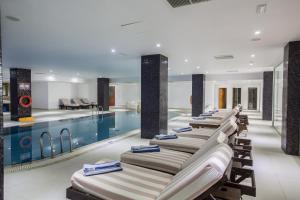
[206, 71, 209, 74]
[71, 77, 78, 83]
[111, 49, 116, 53]
[6, 16, 20, 22]
[196, 66, 201, 69]
[47, 75, 55, 81]
[249, 62, 254, 66]
[156, 43, 161, 48]
[251, 54, 255, 58]
[254, 30, 261, 36]
[49, 69, 53, 73]
[184, 59, 188, 63]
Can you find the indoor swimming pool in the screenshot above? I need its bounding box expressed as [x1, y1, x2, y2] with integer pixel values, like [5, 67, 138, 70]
[3, 111, 180, 166]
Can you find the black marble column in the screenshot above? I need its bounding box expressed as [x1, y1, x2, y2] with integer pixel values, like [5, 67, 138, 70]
[281, 41, 300, 155]
[97, 78, 109, 111]
[10, 68, 32, 121]
[0, 12, 3, 200]
[141, 54, 168, 139]
[192, 74, 205, 116]
[262, 71, 273, 120]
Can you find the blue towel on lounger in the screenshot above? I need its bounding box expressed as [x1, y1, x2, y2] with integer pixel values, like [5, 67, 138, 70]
[131, 145, 160, 153]
[200, 113, 213, 117]
[193, 116, 206, 120]
[172, 127, 192, 133]
[155, 134, 178, 140]
[83, 161, 122, 176]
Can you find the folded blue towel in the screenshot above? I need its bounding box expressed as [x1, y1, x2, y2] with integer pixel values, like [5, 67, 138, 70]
[83, 161, 122, 176]
[200, 113, 213, 117]
[131, 145, 160, 153]
[155, 134, 178, 140]
[193, 116, 206, 120]
[172, 127, 192, 133]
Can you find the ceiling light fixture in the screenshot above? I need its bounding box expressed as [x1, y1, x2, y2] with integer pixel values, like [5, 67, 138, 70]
[196, 66, 201, 69]
[249, 62, 254, 66]
[254, 30, 261, 36]
[206, 71, 209, 74]
[49, 69, 53, 73]
[256, 4, 267, 15]
[156, 43, 161, 48]
[5, 16, 20, 22]
[184, 59, 188, 63]
[111, 49, 116, 53]
[251, 54, 255, 58]
[47, 75, 55, 81]
[71, 77, 78, 83]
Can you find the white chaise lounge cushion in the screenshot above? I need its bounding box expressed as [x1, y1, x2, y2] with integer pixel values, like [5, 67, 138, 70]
[157, 144, 233, 200]
[121, 148, 192, 174]
[71, 163, 173, 200]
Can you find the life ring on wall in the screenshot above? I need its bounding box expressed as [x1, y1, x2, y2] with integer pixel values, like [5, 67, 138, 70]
[19, 136, 32, 149]
[19, 96, 32, 108]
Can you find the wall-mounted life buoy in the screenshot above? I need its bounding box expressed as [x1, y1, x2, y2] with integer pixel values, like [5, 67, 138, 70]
[19, 96, 32, 108]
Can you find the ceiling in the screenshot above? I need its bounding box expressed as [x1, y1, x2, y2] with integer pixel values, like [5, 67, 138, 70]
[2, 0, 300, 80]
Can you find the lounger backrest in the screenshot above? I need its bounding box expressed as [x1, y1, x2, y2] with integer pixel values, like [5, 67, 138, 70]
[220, 117, 237, 137]
[60, 98, 70, 106]
[72, 98, 81, 105]
[158, 144, 233, 200]
[182, 131, 228, 168]
[81, 98, 90, 104]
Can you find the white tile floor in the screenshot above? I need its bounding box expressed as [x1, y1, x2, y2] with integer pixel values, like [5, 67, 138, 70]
[4, 112, 300, 200]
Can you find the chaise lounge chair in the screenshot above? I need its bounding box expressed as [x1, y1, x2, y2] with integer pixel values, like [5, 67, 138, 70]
[72, 98, 91, 109]
[67, 143, 234, 200]
[59, 98, 80, 110]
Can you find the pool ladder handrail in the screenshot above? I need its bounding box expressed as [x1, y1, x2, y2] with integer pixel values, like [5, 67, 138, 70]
[60, 128, 73, 154]
[40, 131, 54, 159]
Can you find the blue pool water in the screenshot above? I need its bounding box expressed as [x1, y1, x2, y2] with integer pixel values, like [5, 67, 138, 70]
[4, 111, 180, 166]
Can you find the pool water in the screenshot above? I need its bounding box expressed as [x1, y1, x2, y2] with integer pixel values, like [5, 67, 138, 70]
[4, 111, 180, 166]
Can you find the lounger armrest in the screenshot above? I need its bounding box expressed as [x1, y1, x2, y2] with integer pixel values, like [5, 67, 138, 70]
[233, 149, 253, 165]
[226, 167, 256, 197]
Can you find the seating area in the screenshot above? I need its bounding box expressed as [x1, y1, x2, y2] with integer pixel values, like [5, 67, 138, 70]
[66, 106, 256, 200]
[59, 98, 97, 110]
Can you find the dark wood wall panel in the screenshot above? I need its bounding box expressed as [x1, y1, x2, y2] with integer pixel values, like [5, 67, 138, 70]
[262, 71, 273, 120]
[281, 41, 300, 155]
[192, 74, 205, 116]
[141, 54, 168, 139]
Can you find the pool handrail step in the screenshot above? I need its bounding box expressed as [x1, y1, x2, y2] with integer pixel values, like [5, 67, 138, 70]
[39, 131, 54, 159]
[60, 128, 73, 154]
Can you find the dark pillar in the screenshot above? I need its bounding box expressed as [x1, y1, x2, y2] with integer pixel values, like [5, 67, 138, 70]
[281, 41, 300, 155]
[262, 71, 273, 120]
[0, 12, 3, 200]
[192, 74, 205, 116]
[141, 54, 168, 139]
[97, 78, 109, 111]
[10, 68, 32, 121]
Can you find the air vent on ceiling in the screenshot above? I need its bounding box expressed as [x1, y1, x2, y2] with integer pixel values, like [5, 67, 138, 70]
[214, 55, 234, 60]
[227, 70, 239, 73]
[167, 0, 211, 8]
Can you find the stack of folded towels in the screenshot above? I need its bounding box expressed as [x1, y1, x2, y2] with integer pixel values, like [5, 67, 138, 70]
[200, 112, 213, 117]
[192, 116, 206, 120]
[131, 145, 160, 153]
[155, 134, 178, 140]
[83, 161, 122, 176]
[172, 127, 192, 133]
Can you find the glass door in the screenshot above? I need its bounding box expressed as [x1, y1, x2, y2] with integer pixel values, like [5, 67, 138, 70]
[218, 88, 227, 109]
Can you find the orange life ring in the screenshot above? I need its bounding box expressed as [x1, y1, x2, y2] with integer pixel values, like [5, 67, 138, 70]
[19, 96, 32, 108]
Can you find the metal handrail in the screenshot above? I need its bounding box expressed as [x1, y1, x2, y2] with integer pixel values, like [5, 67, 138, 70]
[60, 128, 73, 154]
[40, 131, 54, 159]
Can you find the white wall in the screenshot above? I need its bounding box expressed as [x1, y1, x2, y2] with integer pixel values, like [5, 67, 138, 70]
[168, 82, 192, 109]
[31, 80, 98, 109]
[32, 82, 49, 109]
[114, 83, 140, 107]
